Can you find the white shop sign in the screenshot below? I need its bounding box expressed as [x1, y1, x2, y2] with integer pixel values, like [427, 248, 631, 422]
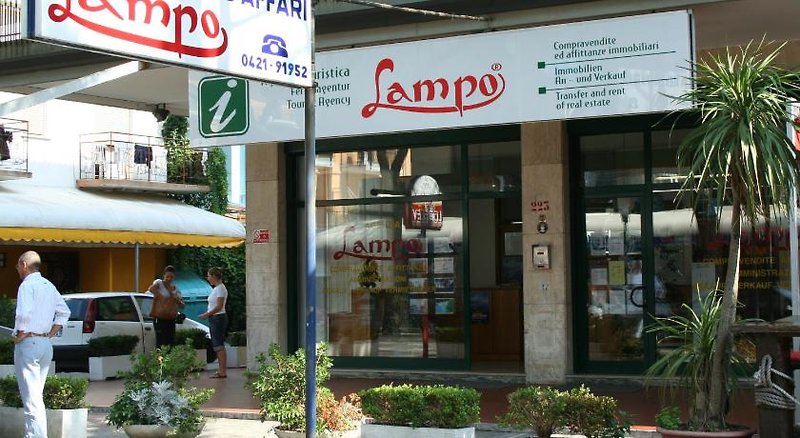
[189, 10, 692, 146]
[23, 0, 313, 87]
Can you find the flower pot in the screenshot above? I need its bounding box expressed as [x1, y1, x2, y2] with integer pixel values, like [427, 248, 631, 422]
[362, 423, 474, 438]
[656, 426, 756, 438]
[89, 355, 131, 381]
[0, 406, 87, 438]
[123, 422, 205, 438]
[225, 345, 247, 368]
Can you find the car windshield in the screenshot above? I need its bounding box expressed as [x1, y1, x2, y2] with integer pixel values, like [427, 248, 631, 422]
[65, 299, 87, 321]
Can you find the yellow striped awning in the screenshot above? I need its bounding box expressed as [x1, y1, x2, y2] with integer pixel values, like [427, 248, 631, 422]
[0, 186, 244, 248]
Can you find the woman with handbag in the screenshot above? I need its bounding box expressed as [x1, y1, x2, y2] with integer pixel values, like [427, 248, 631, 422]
[148, 265, 184, 348]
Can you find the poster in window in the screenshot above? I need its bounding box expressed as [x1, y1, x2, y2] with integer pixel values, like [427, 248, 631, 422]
[408, 277, 430, 293]
[408, 258, 428, 274]
[433, 237, 452, 253]
[471, 290, 489, 323]
[434, 277, 455, 293]
[433, 257, 454, 274]
[589, 233, 608, 256]
[409, 298, 429, 315]
[591, 268, 609, 286]
[435, 298, 455, 315]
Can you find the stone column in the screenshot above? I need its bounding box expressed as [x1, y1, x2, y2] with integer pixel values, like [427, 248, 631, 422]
[245, 142, 287, 367]
[521, 121, 571, 384]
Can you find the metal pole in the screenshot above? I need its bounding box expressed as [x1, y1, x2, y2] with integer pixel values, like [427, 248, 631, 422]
[304, 3, 317, 436]
[134, 243, 140, 292]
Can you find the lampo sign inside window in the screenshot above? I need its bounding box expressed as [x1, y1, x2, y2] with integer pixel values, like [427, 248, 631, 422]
[22, 0, 313, 88]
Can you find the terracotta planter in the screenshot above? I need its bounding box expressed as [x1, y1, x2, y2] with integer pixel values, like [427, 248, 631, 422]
[656, 426, 756, 438]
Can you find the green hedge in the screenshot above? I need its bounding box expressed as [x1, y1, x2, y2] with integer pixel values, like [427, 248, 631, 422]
[0, 339, 13, 365]
[359, 384, 480, 429]
[0, 297, 14, 328]
[88, 335, 139, 357]
[226, 331, 246, 346]
[175, 329, 210, 350]
[0, 375, 87, 409]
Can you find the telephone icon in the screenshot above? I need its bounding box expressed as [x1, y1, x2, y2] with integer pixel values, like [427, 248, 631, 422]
[262, 35, 288, 58]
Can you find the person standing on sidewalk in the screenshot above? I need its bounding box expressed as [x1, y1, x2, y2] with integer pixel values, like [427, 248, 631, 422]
[13, 251, 70, 438]
[148, 265, 184, 348]
[199, 267, 228, 378]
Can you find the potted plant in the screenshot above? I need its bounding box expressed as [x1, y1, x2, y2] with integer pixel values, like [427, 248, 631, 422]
[0, 374, 88, 438]
[646, 292, 754, 437]
[649, 40, 800, 435]
[175, 328, 211, 369]
[359, 384, 480, 438]
[497, 386, 568, 438]
[225, 331, 247, 368]
[107, 344, 213, 438]
[247, 343, 362, 437]
[88, 334, 139, 381]
[563, 386, 630, 438]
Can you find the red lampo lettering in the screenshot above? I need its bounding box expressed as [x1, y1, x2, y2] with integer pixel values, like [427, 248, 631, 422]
[362, 58, 506, 118]
[48, 0, 228, 58]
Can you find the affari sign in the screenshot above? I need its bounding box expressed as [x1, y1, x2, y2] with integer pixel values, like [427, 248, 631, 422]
[189, 10, 693, 145]
[23, 0, 313, 88]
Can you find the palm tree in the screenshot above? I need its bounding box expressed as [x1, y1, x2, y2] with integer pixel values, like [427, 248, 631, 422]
[673, 41, 800, 430]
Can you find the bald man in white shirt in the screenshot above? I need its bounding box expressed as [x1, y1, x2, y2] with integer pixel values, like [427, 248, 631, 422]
[13, 251, 70, 438]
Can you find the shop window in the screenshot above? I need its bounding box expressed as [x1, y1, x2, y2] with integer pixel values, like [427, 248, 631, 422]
[581, 133, 644, 187]
[651, 129, 691, 184]
[299, 146, 462, 202]
[317, 202, 464, 359]
[468, 141, 520, 192]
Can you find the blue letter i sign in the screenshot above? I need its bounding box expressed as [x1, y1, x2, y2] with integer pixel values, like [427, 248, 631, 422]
[198, 76, 249, 138]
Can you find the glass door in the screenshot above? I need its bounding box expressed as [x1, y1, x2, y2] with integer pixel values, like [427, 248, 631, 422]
[582, 194, 654, 370]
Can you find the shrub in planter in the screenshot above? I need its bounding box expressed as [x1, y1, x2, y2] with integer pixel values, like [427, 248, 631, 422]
[359, 384, 480, 429]
[107, 345, 212, 436]
[247, 343, 343, 433]
[497, 386, 568, 438]
[0, 375, 88, 409]
[227, 331, 247, 346]
[0, 339, 12, 365]
[0, 297, 14, 328]
[88, 335, 139, 357]
[564, 386, 630, 438]
[175, 328, 210, 350]
[656, 406, 682, 431]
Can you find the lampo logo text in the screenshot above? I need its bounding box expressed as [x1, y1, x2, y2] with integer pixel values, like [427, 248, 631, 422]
[47, 0, 228, 58]
[362, 58, 506, 118]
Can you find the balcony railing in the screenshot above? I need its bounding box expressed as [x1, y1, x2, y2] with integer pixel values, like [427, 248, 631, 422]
[77, 132, 209, 193]
[0, 117, 30, 180]
[0, 1, 20, 43]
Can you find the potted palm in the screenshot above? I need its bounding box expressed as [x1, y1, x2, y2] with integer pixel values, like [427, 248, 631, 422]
[647, 40, 800, 435]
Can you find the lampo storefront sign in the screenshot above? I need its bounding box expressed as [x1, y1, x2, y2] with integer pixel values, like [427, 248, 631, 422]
[190, 10, 692, 145]
[23, 0, 313, 87]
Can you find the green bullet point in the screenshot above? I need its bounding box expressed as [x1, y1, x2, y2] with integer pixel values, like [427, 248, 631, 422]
[537, 61, 546, 69]
[538, 87, 546, 94]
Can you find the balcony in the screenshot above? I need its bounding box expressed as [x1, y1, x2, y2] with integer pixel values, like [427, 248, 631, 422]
[0, 117, 31, 181]
[76, 132, 210, 194]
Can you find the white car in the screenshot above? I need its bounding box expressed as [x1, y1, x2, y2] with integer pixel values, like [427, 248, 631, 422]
[50, 292, 209, 372]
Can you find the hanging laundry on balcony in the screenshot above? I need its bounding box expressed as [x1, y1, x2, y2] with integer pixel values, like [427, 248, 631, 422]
[133, 144, 152, 165]
[0, 126, 11, 161]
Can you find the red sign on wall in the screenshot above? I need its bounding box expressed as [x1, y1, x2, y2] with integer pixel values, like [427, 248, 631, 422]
[253, 229, 270, 244]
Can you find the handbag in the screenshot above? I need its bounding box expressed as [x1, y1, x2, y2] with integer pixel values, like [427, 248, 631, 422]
[150, 281, 179, 320]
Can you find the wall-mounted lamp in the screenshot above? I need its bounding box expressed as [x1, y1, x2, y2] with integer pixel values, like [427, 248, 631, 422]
[152, 104, 170, 122]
